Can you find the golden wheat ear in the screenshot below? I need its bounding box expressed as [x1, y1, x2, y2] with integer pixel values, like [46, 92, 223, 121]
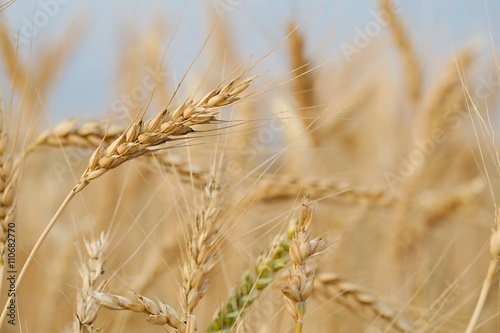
[30, 119, 209, 186]
[282, 196, 327, 333]
[315, 272, 416, 333]
[0, 97, 20, 281]
[379, 0, 421, 110]
[74, 73, 257, 192]
[73, 232, 109, 333]
[178, 157, 226, 329]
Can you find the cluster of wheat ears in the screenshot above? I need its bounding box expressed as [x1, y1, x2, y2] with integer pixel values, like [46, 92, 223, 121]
[0, 0, 499, 332]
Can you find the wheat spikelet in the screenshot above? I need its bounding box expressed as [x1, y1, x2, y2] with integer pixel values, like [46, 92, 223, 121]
[315, 272, 416, 333]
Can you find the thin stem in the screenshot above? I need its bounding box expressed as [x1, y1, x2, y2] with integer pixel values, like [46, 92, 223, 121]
[0, 189, 77, 327]
[294, 302, 305, 333]
[465, 259, 499, 333]
[295, 321, 303, 333]
[186, 315, 196, 333]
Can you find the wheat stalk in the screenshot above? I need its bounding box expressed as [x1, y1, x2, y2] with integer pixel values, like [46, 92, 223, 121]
[465, 208, 500, 333]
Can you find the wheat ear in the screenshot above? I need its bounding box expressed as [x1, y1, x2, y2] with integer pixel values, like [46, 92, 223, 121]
[30, 119, 122, 151]
[92, 291, 187, 332]
[250, 174, 392, 205]
[0, 111, 16, 269]
[206, 218, 297, 332]
[0, 97, 20, 303]
[30, 119, 208, 186]
[74, 73, 256, 193]
[73, 232, 108, 333]
[286, 22, 315, 128]
[179, 158, 226, 331]
[380, 0, 421, 108]
[282, 196, 327, 333]
[315, 272, 416, 332]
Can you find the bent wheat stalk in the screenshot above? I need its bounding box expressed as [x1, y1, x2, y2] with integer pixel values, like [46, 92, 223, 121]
[0, 72, 256, 328]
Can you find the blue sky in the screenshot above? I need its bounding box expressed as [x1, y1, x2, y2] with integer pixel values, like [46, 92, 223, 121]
[1, 0, 499, 120]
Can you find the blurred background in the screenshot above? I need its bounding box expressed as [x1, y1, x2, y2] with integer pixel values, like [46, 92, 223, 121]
[1, 1, 500, 332]
[1, 0, 498, 120]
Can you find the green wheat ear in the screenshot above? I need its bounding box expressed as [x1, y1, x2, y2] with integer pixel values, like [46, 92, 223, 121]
[206, 218, 298, 332]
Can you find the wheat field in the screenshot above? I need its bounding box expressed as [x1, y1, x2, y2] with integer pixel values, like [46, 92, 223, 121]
[0, 1, 499, 332]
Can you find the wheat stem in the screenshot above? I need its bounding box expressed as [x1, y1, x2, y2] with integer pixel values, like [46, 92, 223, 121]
[466, 209, 500, 333]
[465, 259, 498, 333]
